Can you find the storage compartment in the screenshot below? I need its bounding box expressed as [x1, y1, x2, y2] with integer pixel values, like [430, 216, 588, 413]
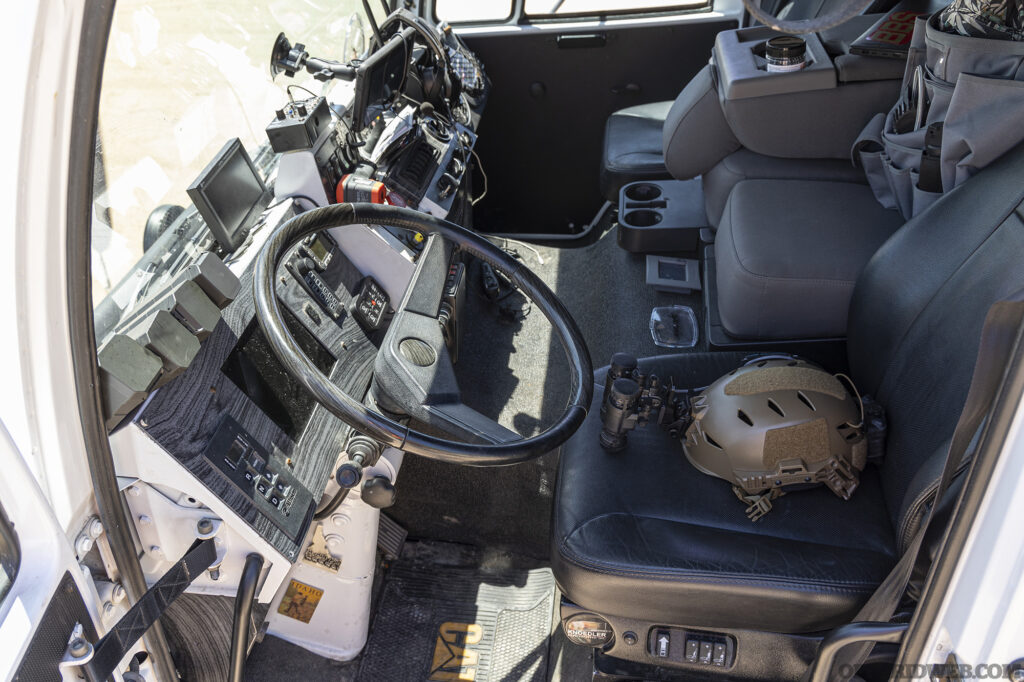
[617, 179, 707, 253]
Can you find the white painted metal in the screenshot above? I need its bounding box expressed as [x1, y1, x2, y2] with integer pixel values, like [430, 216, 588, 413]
[920, 391, 1024, 672]
[109, 424, 288, 602]
[264, 447, 404, 660]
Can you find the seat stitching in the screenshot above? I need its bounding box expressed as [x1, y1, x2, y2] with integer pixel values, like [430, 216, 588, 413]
[558, 543, 881, 594]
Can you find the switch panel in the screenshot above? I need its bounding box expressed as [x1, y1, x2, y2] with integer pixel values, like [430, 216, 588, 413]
[204, 415, 315, 542]
[649, 628, 735, 669]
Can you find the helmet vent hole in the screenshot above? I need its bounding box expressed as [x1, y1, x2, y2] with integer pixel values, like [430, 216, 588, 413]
[797, 391, 816, 411]
[756, 360, 768, 367]
[704, 433, 723, 449]
[767, 399, 785, 417]
[737, 410, 753, 426]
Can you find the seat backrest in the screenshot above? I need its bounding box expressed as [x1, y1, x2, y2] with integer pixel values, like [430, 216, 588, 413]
[847, 140, 1024, 547]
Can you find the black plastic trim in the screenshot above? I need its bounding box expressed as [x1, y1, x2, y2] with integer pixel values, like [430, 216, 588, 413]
[67, 2, 177, 680]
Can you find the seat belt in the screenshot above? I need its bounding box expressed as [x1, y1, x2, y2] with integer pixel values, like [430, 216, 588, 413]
[819, 296, 1024, 682]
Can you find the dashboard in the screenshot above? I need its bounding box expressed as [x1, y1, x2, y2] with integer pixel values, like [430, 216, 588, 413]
[100, 12, 489, 565]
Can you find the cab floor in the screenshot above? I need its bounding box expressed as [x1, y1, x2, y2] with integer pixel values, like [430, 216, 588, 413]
[245, 542, 592, 681]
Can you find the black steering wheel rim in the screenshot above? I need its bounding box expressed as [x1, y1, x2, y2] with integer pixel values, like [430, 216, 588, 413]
[253, 202, 594, 465]
[741, 0, 876, 34]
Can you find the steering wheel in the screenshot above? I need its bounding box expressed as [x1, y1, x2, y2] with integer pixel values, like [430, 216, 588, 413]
[253, 203, 593, 466]
[741, 0, 876, 34]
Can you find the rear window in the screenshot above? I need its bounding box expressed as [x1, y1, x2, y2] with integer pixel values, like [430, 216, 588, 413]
[436, 0, 707, 23]
[524, 0, 707, 16]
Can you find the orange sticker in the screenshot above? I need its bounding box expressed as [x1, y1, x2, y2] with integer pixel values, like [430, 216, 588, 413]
[276, 580, 323, 624]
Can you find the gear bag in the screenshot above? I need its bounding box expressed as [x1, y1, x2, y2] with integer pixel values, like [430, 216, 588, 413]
[854, 12, 1024, 219]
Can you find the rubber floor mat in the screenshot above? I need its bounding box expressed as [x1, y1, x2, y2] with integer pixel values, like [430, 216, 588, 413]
[358, 562, 556, 681]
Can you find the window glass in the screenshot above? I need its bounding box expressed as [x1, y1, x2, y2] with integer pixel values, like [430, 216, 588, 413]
[435, 0, 514, 23]
[0, 503, 18, 606]
[524, 0, 705, 15]
[91, 0, 378, 315]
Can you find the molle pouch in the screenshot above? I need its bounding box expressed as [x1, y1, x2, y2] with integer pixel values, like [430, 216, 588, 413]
[855, 13, 1024, 219]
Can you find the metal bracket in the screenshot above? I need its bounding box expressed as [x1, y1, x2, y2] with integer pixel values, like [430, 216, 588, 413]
[808, 621, 908, 682]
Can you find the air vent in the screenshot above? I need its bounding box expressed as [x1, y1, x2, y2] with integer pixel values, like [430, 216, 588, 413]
[797, 391, 816, 411]
[737, 410, 753, 426]
[767, 399, 785, 417]
[704, 433, 723, 449]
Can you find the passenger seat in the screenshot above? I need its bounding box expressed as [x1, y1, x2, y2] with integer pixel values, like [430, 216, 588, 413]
[600, 0, 899, 207]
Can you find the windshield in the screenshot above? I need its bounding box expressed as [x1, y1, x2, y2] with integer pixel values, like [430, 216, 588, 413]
[91, 0, 378, 333]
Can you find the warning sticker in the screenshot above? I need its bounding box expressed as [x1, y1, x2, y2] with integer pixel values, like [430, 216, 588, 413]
[277, 580, 323, 624]
[302, 526, 341, 573]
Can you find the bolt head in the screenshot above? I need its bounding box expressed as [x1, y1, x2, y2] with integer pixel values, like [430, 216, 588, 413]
[88, 518, 104, 539]
[197, 518, 214, 535]
[622, 631, 638, 646]
[138, 515, 152, 526]
[102, 601, 114, 616]
[112, 584, 127, 602]
[75, 535, 94, 556]
[68, 637, 89, 657]
[149, 546, 162, 557]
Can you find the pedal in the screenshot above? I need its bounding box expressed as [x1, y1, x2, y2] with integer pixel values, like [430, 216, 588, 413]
[377, 513, 407, 560]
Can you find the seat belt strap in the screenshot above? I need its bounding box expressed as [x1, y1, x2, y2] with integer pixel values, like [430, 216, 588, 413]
[820, 296, 1024, 682]
[82, 537, 218, 682]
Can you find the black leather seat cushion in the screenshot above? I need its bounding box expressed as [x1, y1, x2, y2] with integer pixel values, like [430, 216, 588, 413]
[599, 101, 673, 201]
[553, 352, 898, 634]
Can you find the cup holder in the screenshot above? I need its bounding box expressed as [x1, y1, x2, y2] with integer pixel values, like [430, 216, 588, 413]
[625, 183, 663, 202]
[622, 210, 662, 227]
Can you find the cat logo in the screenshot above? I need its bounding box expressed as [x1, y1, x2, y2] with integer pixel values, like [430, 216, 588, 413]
[428, 621, 483, 681]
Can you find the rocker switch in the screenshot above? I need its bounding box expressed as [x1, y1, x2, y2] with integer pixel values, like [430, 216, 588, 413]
[655, 631, 670, 658]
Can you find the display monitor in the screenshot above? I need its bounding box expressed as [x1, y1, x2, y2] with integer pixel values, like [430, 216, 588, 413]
[187, 138, 271, 252]
[351, 32, 409, 132]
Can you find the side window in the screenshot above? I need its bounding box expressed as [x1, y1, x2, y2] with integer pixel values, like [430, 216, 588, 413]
[436, 0, 513, 23]
[435, 0, 708, 23]
[0, 503, 19, 606]
[524, 0, 707, 16]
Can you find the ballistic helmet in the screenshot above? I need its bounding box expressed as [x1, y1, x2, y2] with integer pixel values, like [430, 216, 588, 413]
[683, 359, 867, 503]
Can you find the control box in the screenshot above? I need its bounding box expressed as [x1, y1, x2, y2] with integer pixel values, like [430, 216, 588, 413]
[266, 96, 332, 153]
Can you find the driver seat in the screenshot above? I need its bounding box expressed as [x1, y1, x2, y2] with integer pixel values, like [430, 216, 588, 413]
[554, 139, 1024, 663]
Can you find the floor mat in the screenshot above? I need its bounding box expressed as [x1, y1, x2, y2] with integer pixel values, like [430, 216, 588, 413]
[359, 560, 557, 681]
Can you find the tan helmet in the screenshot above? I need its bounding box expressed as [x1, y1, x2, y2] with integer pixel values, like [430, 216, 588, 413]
[683, 358, 867, 503]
